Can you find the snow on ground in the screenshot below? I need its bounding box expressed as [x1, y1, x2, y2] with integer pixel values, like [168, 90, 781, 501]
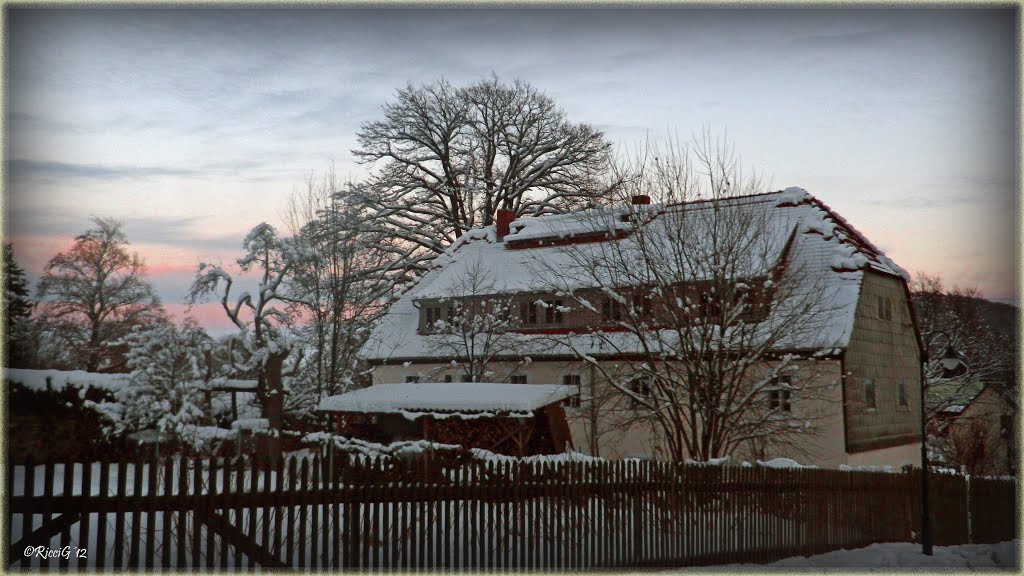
[700, 540, 1019, 570]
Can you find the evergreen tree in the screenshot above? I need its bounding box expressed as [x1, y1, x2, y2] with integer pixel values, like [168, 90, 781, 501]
[4, 243, 35, 367]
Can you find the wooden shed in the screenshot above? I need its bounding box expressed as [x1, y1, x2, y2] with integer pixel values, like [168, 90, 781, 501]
[316, 383, 577, 457]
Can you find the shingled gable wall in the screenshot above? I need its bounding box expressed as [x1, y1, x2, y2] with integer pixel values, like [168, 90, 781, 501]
[842, 269, 924, 455]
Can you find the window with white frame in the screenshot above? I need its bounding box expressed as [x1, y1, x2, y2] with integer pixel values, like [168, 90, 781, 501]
[628, 377, 652, 408]
[767, 373, 793, 412]
[562, 374, 582, 408]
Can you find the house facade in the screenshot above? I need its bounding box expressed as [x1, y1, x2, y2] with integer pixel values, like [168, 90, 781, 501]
[939, 384, 1017, 475]
[361, 189, 924, 467]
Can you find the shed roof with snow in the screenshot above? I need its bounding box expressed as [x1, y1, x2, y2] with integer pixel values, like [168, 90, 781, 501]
[360, 188, 909, 362]
[317, 383, 577, 415]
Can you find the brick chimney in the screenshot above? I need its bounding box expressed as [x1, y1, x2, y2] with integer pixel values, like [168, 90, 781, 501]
[496, 209, 515, 240]
[631, 195, 651, 206]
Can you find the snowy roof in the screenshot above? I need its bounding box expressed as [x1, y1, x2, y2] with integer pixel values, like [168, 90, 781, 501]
[317, 383, 577, 414]
[4, 368, 131, 392]
[503, 208, 635, 243]
[361, 188, 909, 362]
[207, 378, 258, 391]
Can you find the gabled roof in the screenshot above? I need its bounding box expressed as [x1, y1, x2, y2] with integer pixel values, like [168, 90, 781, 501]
[361, 189, 908, 363]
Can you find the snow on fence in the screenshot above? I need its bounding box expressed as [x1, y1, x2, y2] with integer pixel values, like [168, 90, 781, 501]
[6, 454, 1017, 570]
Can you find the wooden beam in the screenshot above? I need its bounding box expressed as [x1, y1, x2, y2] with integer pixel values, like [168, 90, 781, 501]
[8, 513, 81, 566]
[195, 509, 287, 568]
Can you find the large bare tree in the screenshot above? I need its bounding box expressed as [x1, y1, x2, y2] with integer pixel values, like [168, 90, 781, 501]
[354, 75, 615, 275]
[533, 135, 842, 462]
[36, 217, 163, 372]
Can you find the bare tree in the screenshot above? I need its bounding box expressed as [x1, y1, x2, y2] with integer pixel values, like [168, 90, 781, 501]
[910, 272, 1016, 456]
[36, 217, 163, 372]
[354, 74, 615, 275]
[282, 168, 398, 411]
[188, 223, 311, 461]
[422, 258, 525, 383]
[532, 135, 841, 462]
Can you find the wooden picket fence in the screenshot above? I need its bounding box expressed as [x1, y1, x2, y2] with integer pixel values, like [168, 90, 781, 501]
[6, 454, 1017, 570]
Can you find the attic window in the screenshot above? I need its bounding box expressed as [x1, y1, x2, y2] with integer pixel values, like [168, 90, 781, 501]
[602, 297, 623, 322]
[544, 300, 564, 324]
[519, 301, 538, 325]
[634, 291, 653, 319]
[700, 292, 722, 319]
[863, 378, 876, 409]
[877, 296, 893, 321]
[424, 305, 443, 328]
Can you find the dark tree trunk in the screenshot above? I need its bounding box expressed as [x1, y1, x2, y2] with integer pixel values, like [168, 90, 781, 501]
[256, 353, 287, 467]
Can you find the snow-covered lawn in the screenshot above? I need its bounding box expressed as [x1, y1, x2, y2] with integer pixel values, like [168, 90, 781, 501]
[704, 540, 1018, 569]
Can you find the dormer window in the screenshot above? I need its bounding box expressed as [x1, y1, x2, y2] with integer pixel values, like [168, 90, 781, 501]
[700, 291, 721, 319]
[422, 305, 443, 331]
[519, 301, 538, 325]
[543, 299, 564, 324]
[634, 291, 653, 319]
[602, 297, 623, 322]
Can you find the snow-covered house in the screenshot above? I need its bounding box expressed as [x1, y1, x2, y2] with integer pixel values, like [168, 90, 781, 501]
[360, 189, 925, 467]
[937, 383, 1017, 475]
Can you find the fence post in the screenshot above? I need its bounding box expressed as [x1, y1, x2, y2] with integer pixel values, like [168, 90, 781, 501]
[965, 473, 972, 544]
[632, 460, 642, 566]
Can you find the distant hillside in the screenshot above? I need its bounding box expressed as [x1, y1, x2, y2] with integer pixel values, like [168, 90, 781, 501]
[911, 290, 1017, 385]
[979, 298, 1017, 340]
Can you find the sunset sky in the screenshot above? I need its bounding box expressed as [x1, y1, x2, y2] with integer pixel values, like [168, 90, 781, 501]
[6, 8, 1017, 333]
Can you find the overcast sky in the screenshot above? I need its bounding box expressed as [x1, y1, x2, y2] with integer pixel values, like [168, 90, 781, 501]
[6, 8, 1017, 331]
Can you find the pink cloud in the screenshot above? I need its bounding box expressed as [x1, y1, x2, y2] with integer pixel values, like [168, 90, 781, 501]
[163, 303, 240, 334]
[146, 262, 200, 276]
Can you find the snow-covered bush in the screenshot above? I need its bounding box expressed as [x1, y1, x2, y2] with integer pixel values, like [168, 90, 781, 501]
[88, 318, 218, 453]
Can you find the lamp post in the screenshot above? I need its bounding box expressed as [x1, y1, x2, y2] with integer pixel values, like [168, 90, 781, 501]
[919, 330, 965, 556]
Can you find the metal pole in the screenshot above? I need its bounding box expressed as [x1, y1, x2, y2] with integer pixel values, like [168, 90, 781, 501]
[919, 356, 933, 555]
